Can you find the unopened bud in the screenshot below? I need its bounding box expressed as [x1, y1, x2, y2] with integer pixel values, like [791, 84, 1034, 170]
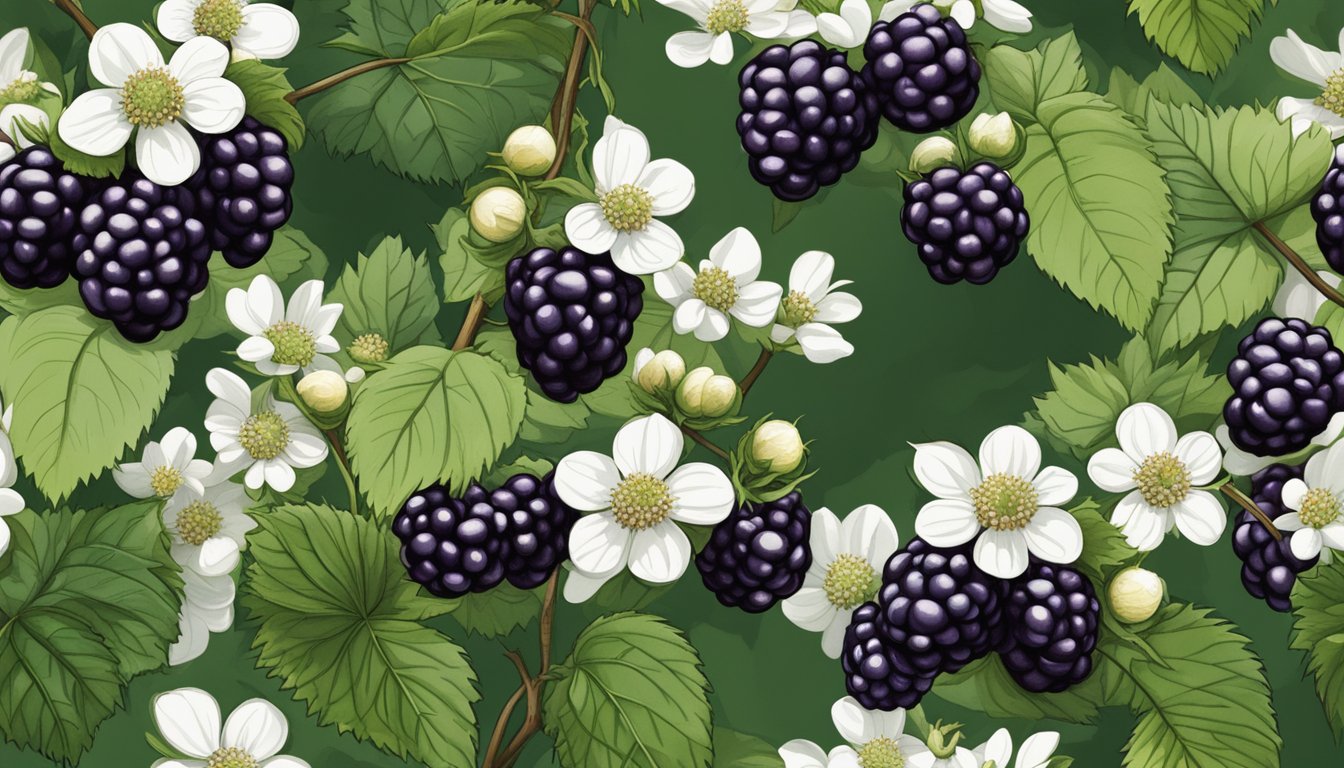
[297, 370, 348, 414]
[968, 112, 1018, 158]
[469, 186, 526, 243]
[676, 367, 738, 418]
[633, 348, 687, 394]
[910, 136, 959, 174]
[1109, 566, 1164, 623]
[502, 125, 557, 176]
[751, 420, 804, 473]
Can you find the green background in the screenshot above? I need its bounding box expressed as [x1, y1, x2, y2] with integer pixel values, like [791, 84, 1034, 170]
[2, 0, 1342, 765]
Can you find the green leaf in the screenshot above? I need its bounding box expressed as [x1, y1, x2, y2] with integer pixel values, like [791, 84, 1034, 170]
[1033, 358, 1131, 459]
[933, 653, 1103, 724]
[449, 582, 544, 638]
[1125, 0, 1270, 76]
[476, 326, 592, 444]
[0, 502, 181, 764]
[1143, 104, 1332, 350]
[244, 503, 479, 768]
[310, 2, 569, 184]
[1100, 604, 1280, 768]
[485, 455, 555, 486]
[435, 207, 506, 304]
[544, 612, 713, 768]
[1014, 92, 1174, 331]
[1073, 499, 1137, 582]
[327, 0, 446, 55]
[345, 346, 526, 513]
[712, 728, 783, 767]
[48, 112, 125, 178]
[0, 279, 80, 315]
[1291, 559, 1344, 739]
[0, 306, 174, 501]
[192, 226, 329, 339]
[1105, 64, 1202, 118]
[984, 34, 1088, 123]
[328, 236, 439, 351]
[224, 59, 305, 149]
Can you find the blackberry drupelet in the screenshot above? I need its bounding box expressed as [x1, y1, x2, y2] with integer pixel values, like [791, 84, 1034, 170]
[1224, 317, 1344, 456]
[901, 162, 1030, 284]
[736, 39, 879, 202]
[393, 483, 509, 598]
[695, 491, 812, 613]
[1000, 562, 1100, 694]
[1313, 144, 1344, 272]
[1233, 464, 1317, 612]
[189, 117, 294, 268]
[503, 246, 644, 403]
[492, 472, 577, 590]
[72, 174, 210, 342]
[861, 2, 981, 132]
[0, 146, 92, 288]
[841, 602, 938, 710]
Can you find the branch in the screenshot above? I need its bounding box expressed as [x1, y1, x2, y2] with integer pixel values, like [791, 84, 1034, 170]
[451, 292, 490, 351]
[484, 572, 560, 768]
[53, 0, 97, 40]
[680, 424, 730, 461]
[286, 57, 411, 104]
[1252, 220, 1344, 309]
[1218, 480, 1282, 542]
[480, 684, 526, 768]
[738, 348, 773, 397]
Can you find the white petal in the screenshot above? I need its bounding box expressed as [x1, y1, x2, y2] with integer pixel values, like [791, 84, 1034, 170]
[567, 513, 632, 574]
[237, 335, 276, 363]
[628, 521, 692, 583]
[809, 507, 842, 565]
[1306, 438, 1344, 491]
[730, 281, 783, 328]
[0, 488, 24, 516]
[708, 227, 762, 281]
[58, 90, 134, 156]
[693, 308, 731, 341]
[666, 30, 715, 68]
[1278, 98, 1344, 139]
[983, 0, 1033, 33]
[1274, 267, 1339, 320]
[1032, 466, 1078, 506]
[222, 699, 287, 759]
[779, 739, 829, 768]
[979, 728, 1013, 767]
[169, 36, 230, 83]
[114, 465, 155, 498]
[973, 529, 1030, 579]
[638, 158, 695, 216]
[260, 758, 310, 768]
[841, 504, 899, 570]
[0, 28, 29, 84]
[815, 0, 870, 48]
[814, 291, 861, 324]
[284, 280, 324, 328]
[1117, 502, 1169, 552]
[914, 498, 980, 547]
[1014, 731, 1059, 768]
[831, 696, 879, 744]
[790, 250, 835, 300]
[1174, 431, 1222, 485]
[593, 118, 650, 190]
[610, 221, 684, 275]
[1276, 511, 1307, 533]
[1116, 402, 1177, 460]
[554, 451, 621, 510]
[89, 23, 163, 86]
[612, 413, 683, 479]
[912, 440, 979, 498]
[168, 612, 209, 667]
[136, 122, 201, 186]
[261, 460, 295, 492]
[1171, 491, 1226, 546]
[708, 31, 736, 65]
[154, 688, 221, 757]
[181, 77, 245, 134]
[781, 587, 836, 632]
[1087, 447, 1139, 492]
[156, 0, 198, 42]
[1270, 30, 1343, 86]
[828, 746, 863, 768]
[949, 0, 977, 28]
[820, 615, 849, 658]
[1292, 528, 1324, 560]
[745, 10, 791, 39]
[235, 4, 302, 59]
[666, 463, 736, 524]
[979, 424, 1041, 479]
[562, 567, 615, 603]
[1022, 507, 1084, 565]
[195, 536, 241, 576]
[796, 322, 853, 363]
[673, 299, 710, 336]
[654, 262, 696, 303]
[565, 203, 620, 257]
[1319, 522, 1344, 552]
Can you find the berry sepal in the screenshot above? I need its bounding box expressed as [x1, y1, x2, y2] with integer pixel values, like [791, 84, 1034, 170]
[729, 415, 815, 503]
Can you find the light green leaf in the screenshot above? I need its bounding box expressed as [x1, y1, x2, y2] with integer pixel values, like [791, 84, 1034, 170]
[1126, 0, 1270, 76]
[1291, 559, 1344, 739]
[933, 653, 1103, 724]
[712, 728, 783, 767]
[327, 0, 446, 56]
[328, 236, 439, 350]
[244, 503, 479, 768]
[449, 582, 544, 638]
[1105, 64, 1201, 117]
[224, 59, 305, 149]
[485, 455, 555, 486]
[346, 346, 526, 513]
[1073, 499, 1137, 582]
[984, 34, 1088, 123]
[1033, 358, 1131, 459]
[544, 612, 713, 768]
[0, 279, 80, 315]
[435, 207, 506, 304]
[0, 306, 174, 501]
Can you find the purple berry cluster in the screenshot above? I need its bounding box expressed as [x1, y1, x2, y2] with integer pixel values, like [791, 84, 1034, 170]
[695, 491, 813, 613]
[861, 2, 981, 132]
[1233, 464, 1317, 612]
[0, 147, 91, 288]
[999, 562, 1100, 693]
[1313, 144, 1344, 273]
[901, 162, 1029, 284]
[189, 117, 295, 268]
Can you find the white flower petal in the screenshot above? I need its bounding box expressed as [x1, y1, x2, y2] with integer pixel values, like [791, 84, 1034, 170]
[170, 36, 230, 83]
[562, 567, 615, 603]
[779, 739, 829, 768]
[58, 89, 134, 156]
[653, 262, 697, 303]
[820, 615, 849, 658]
[790, 250, 835, 301]
[708, 31, 736, 65]
[154, 688, 221, 757]
[260, 758, 310, 768]
[978, 728, 1013, 767]
[222, 699, 287, 759]
[639, 158, 695, 216]
[564, 203, 619, 255]
[979, 424, 1041, 480]
[0, 104, 49, 149]
[841, 504, 899, 569]
[814, 291, 861, 324]
[194, 537, 241, 576]
[666, 30, 716, 69]
[136, 122, 201, 186]
[809, 507, 842, 565]
[730, 281, 783, 328]
[1319, 522, 1344, 552]
[1270, 30, 1343, 86]
[0, 28, 29, 84]
[156, 0, 198, 43]
[673, 298, 709, 335]
[1277, 98, 1344, 139]
[693, 308, 731, 341]
[1292, 528, 1324, 560]
[1117, 402, 1177, 460]
[1014, 731, 1059, 768]
[1087, 447, 1139, 493]
[1174, 431, 1222, 485]
[1274, 267, 1339, 320]
[1032, 466, 1078, 506]
[612, 413, 682, 479]
[912, 440, 980, 498]
[0, 488, 25, 517]
[554, 451, 621, 510]
[666, 462, 736, 524]
[949, 0, 977, 28]
[1306, 438, 1344, 491]
[1171, 491, 1226, 546]
[830, 696, 876, 744]
[567, 512, 632, 574]
[89, 23, 163, 87]
[1022, 507, 1084, 565]
[628, 521, 692, 583]
[114, 465, 155, 498]
[611, 221, 684, 275]
[181, 77, 246, 134]
[915, 498, 980, 547]
[973, 529, 1029, 579]
[261, 460, 295, 492]
[795, 322, 854, 363]
[593, 118, 650, 190]
[983, 0, 1033, 33]
[235, 4, 302, 59]
[781, 586, 835, 632]
[1117, 501, 1169, 552]
[708, 227, 762, 281]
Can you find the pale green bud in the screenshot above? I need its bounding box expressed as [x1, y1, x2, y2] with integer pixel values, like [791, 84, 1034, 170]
[910, 136, 959, 174]
[968, 112, 1018, 158]
[469, 186, 526, 243]
[1109, 566, 1164, 623]
[297, 370, 348, 414]
[633, 348, 687, 394]
[502, 125, 557, 176]
[676, 367, 737, 418]
[752, 420, 804, 473]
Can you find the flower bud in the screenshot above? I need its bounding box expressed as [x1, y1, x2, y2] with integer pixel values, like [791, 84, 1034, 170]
[676, 367, 738, 418]
[1108, 566, 1164, 623]
[297, 370, 348, 414]
[968, 112, 1018, 158]
[469, 186, 527, 243]
[909, 136, 959, 174]
[502, 125, 557, 176]
[633, 348, 687, 394]
[751, 420, 804, 473]
[349, 333, 389, 364]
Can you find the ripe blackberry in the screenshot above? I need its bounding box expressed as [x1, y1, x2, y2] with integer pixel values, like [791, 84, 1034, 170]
[1313, 144, 1344, 272]
[1233, 464, 1316, 612]
[492, 472, 577, 590]
[877, 538, 1006, 675]
[503, 246, 644, 403]
[901, 163, 1029, 284]
[72, 175, 210, 342]
[695, 491, 812, 613]
[1000, 562, 1100, 694]
[736, 40, 879, 202]
[0, 147, 92, 288]
[861, 3, 981, 132]
[841, 602, 937, 710]
[393, 483, 508, 598]
[1224, 317, 1344, 456]
[189, 117, 294, 268]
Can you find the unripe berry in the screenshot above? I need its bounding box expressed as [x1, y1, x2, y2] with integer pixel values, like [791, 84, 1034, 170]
[1108, 566, 1164, 623]
[502, 125, 557, 176]
[469, 186, 526, 243]
[676, 367, 737, 418]
[633, 348, 687, 394]
[909, 136, 959, 174]
[968, 112, 1018, 158]
[297, 370, 348, 414]
[751, 420, 804, 473]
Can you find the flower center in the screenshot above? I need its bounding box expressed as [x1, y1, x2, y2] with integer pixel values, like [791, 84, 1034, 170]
[149, 464, 184, 497]
[264, 320, 317, 368]
[599, 183, 654, 232]
[1299, 487, 1342, 528]
[119, 67, 185, 129]
[206, 746, 259, 768]
[175, 500, 224, 546]
[350, 332, 389, 363]
[823, 553, 876, 610]
[970, 472, 1039, 531]
[0, 73, 40, 103]
[705, 0, 750, 34]
[1317, 69, 1344, 119]
[192, 0, 246, 41]
[1132, 451, 1191, 508]
[780, 290, 817, 326]
[238, 410, 290, 461]
[692, 265, 740, 312]
[858, 736, 905, 768]
[609, 472, 675, 530]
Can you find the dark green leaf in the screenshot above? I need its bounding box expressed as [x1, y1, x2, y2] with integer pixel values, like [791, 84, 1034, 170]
[224, 59, 305, 149]
[1291, 559, 1344, 739]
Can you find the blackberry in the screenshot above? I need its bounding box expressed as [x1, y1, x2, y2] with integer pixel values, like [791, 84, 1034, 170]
[861, 3, 981, 132]
[841, 602, 937, 710]
[695, 491, 812, 613]
[0, 147, 92, 288]
[492, 472, 577, 590]
[503, 246, 644, 403]
[901, 163, 1029, 284]
[736, 40, 880, 202]
[1233, 464, 1317, 612]
[392, 483, 509, 598]
[1313, 144, 1344, 273]
[1224, 317, 1344, 456]
[189, 117, 294, 268]
[877, 537, 1006, 675]
[1000, 562, 1100, 694]
[72, 175, 210, 342]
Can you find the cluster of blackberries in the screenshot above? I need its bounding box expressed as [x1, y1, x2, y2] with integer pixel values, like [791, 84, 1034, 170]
[695, 492, 813, 613]
[0, 119, 293, 342]
[1314, 144, 1344, 273]
[1232, 464, 1317, 612]
[393, 473, 578, 598]
[901, 162, 1029, 285]
[841, 538, 1099, 710]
